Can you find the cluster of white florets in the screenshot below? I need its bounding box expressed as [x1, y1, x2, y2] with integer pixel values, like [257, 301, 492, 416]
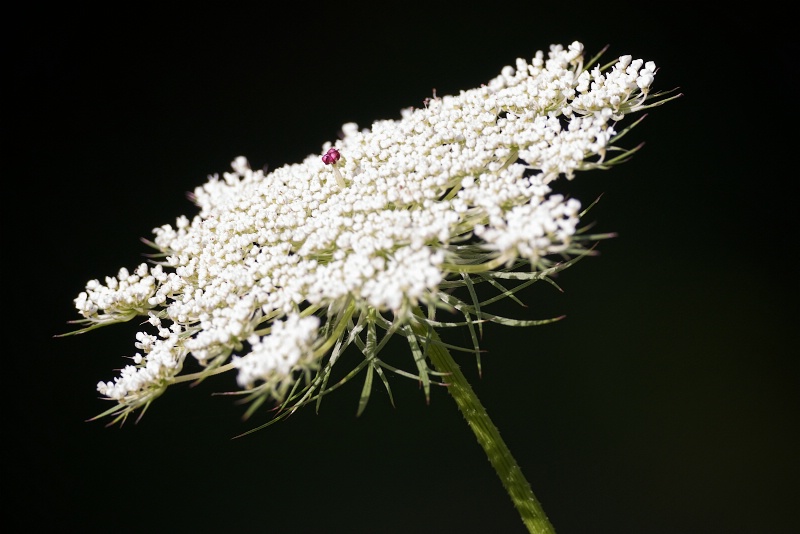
[232, 314, 321, 392]
[71, 42, 663, 422]
[96, 316, 186, 402]
[73, 264, 161, 325]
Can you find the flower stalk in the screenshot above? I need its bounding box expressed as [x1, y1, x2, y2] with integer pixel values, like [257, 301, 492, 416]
[411, 309, 555, 534]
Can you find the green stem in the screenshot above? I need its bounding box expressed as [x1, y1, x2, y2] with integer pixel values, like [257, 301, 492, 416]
[411, 314, 556, 534]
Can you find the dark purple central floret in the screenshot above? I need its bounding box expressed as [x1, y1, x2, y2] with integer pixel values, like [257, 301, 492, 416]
[321, 148, 341, 165]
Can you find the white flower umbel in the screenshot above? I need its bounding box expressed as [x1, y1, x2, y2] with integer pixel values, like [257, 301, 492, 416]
[64, 41, 677, 429]
[63, 41, 679, 534]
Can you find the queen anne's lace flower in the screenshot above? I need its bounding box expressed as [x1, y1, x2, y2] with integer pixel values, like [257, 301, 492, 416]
[65, 42, 677, 425]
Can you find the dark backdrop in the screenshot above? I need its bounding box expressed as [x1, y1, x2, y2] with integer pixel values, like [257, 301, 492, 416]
[4, 5, 796, 533]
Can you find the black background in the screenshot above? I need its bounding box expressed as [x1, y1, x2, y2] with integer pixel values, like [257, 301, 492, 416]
[4, 4, 796, 533]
